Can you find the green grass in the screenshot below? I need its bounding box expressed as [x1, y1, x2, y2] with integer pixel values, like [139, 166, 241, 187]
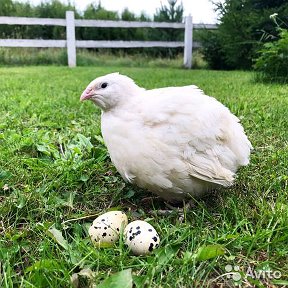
[0, 48, 207, 69]
[0, 66, 287, 287]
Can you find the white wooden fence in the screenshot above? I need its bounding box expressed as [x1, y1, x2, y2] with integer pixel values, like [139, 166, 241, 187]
[0, 11, 217, 68]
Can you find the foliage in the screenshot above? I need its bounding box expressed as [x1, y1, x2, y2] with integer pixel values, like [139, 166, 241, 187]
[0, 0, 184, 59]
[0, 0, 34, 39]
[153, 0, 183, 24]
[254, 14, 288, 82]
[152, 0, 184, 58]
[79, 2, 119, 41]
[0, 0, 78, 39]
[200, 0, 288, 70]
[0, 47, 207, 68]
[199, 29, 228, 70]
[0, 66, 288, 287]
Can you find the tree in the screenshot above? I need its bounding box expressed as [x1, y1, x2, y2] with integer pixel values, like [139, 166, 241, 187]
[154, 0, 183, 23]
[81, 2, 119, 41]
[0, 0, 185, 59]
[152, 0, 184, 57]
[201, 0, 288, 69]
[33, 0, 77, 39]
[0, 0, 34, 38]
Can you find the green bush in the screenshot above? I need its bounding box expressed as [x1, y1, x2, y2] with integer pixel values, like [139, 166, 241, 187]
[199, 30, 230, 70]
[200, 0, 288, 70]
[254, 24, 288, 82]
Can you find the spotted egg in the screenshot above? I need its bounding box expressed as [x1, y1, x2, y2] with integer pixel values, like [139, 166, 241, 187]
[89, 211, 128, 247]
[124, 220, 160, 255]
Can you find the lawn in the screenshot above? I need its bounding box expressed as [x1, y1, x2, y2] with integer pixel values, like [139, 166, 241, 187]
[0, 66, 287, 287]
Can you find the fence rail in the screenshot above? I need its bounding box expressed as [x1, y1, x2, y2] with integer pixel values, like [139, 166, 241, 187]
[0, 11, 217, 68]
[0, 39, 66, 47]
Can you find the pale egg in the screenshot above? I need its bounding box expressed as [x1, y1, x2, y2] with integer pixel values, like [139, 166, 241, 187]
[124, 220, 160, 255]
[89, 211, 128, 247]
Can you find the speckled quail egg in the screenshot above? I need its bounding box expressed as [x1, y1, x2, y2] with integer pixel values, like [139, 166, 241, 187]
[89, 211, 128, 247]
[124, 220, 160, 255]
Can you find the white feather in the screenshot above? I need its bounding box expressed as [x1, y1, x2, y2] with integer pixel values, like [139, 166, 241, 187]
[81, 73, 253, 201]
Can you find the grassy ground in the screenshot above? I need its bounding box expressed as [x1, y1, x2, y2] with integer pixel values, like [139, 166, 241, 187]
[0, 48, 207, 69]
[0, 66, 287, 287]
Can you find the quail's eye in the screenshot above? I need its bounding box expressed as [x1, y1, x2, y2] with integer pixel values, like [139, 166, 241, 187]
[101, 82, 108, 89]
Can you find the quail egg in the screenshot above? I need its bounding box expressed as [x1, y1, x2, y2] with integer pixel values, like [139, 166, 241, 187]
[124, 220, 160, 255]
[89, 211, 128, 247]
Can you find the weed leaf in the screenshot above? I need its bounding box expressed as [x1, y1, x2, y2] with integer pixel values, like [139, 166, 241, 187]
[195, 244, 225, 261]
[46, 226, 69, 250]
[97, 269, 133, 288]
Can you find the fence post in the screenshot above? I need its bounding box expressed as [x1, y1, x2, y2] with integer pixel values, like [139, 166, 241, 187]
[66, 11, 76, 67]
[184, 15, 193, 69]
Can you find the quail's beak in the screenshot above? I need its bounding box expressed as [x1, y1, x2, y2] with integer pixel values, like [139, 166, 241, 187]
[80, 86, 95, 102]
